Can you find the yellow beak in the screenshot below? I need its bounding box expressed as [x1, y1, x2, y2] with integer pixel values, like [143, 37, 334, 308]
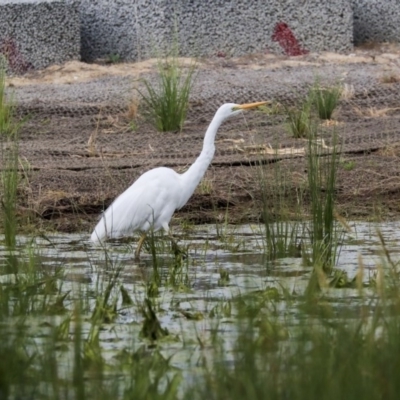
[234, 101, 270, 110]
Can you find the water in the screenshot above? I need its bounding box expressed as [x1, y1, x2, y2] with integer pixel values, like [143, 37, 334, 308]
[0, 221, 398, 386]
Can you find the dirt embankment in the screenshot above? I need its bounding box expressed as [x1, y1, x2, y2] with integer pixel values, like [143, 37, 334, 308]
[4, 43, 400, 233]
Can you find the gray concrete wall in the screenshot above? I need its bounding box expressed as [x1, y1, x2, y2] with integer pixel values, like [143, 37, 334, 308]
[171, 0, 353, 57]
[78, 0, 353, 62]
[353, 0, 400, 44]
[3, 0, 399, 73]
[0, 0, 80, 72]
[78, 0, 169, 62]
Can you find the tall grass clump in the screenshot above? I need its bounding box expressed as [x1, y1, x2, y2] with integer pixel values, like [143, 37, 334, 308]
[0, 67, 20, 249]
[257, 155, 304, 260]
[286, 100, 313, 138]
[311, 82, 342, 120]
[306, 126, 341, 275]
[137, 46, 196, 132]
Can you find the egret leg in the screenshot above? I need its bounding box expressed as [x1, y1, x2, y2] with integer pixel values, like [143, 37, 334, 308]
[162, 223, 187, 258]
[135, 233, 147, 260]
[169, 235, 187, 259]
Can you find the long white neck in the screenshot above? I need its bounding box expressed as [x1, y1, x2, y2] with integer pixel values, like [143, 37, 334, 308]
[179, 112, 226, 205]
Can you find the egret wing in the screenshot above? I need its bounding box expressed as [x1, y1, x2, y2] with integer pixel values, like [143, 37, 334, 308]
[91, 168, 180, 242]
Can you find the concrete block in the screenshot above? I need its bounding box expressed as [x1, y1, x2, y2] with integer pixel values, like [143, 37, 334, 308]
[78, 0, 354, 62]
[353, 0, 400, 44]
[0, 0, 80, 73]
[172, 0, 353, 57]
[78, 0, 169, 62]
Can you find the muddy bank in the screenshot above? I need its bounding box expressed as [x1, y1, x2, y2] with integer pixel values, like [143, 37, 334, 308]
[4, 44, 400, 233]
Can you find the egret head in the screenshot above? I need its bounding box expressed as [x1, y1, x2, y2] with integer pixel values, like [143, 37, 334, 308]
[216, 101, 270, 120]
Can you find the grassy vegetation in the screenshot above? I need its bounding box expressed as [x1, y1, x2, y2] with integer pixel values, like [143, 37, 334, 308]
[285, 81, 342, 138]
[186, 288, 400, 400]
[0, 68, 13, 134]
[137, 47, 196, 132]
[258, 98, 341, 275]
[306, 128, 341, 273]
[0, 144, 19, 249]
[285, 100, 313, 138]
[0, 228, 399, 399]
[311, 82, 342, 120]
[256, 152, 304, 260]
[0, 68, 20, 249]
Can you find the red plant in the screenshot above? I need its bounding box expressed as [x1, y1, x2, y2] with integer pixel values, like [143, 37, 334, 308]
[272, 22, 308, 56]
[215, 51, 226, 58]
[0, 38, 33, 73]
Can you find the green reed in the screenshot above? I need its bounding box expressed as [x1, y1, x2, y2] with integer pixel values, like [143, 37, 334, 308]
[0, 227, 399, 399]
[311, 82, 342, 120]
[285, 99, 313, 138]
[185, 309, 400, 400]
[184, 241, 400, 400]
[306, 127, 341, 274]
[0, 68, 20, 249]
[137, 44, 196, 132]
[256, 152, 304, 260]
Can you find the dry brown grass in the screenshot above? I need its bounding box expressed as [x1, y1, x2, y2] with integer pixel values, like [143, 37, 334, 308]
[380, 73, 400, 84]
[87, 115, 100, 156]
[375, 143, 400, 157]
[320, 119, 342, 127]
[126, 97, 140, 120]
[197, 177, 214, 195]
[37, 189, 70, 204]
[87, 100, 142, 156]
[353, 106, 400, 118]
[340, 83, 355, 100]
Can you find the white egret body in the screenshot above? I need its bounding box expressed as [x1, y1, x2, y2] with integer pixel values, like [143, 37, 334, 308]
[90, 102, 266, 256]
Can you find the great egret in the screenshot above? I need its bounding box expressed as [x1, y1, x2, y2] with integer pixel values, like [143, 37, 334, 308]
[91, 101, 267, 258]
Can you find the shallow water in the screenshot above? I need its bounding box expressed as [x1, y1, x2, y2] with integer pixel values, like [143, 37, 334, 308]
[0, 221, 399, 377]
